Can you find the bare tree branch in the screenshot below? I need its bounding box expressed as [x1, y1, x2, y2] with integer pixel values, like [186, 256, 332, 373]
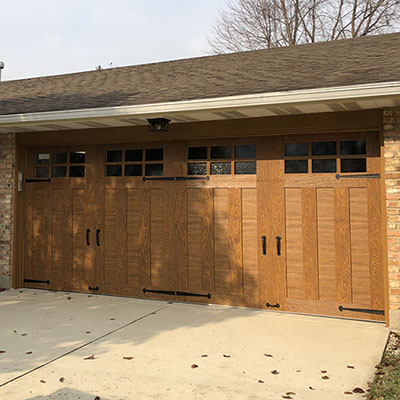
[208, 0, 400, 53]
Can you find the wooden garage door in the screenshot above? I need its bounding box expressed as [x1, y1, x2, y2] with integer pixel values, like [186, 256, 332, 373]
[23, 134, 385, 320]
[23, 140, 259, 306]
[258, 132, 385, 321]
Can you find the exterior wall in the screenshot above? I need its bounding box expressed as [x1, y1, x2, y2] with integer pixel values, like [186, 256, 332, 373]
[0, 133, 15, 288]
[383, 108, 400, 329]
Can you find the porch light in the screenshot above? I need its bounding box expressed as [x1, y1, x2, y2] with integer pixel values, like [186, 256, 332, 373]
[147, 118, 171, 132]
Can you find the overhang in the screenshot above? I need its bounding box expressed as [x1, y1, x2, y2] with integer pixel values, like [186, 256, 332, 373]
[1, 81, 399, 134]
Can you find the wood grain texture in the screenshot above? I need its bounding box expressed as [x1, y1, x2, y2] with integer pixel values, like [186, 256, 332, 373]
[302, 188, 319, 300]
[242, 188, 257, 294]
[349, 188, 370, 305]
[334, 187, 352, 303]
[285, 188, 304, 299]
[317, 188, 337, 301]
[229, 188, 243, 294]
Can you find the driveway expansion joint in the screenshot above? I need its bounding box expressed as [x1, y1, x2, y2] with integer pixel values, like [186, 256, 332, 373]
[0, 305, 167, 388]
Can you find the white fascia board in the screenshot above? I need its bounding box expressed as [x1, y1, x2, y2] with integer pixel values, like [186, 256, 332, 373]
[1, 81, 400, 126]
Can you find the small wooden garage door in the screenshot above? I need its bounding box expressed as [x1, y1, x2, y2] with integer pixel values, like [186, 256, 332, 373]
[258, 132, 385, 321]
[23, 133, 385, 320]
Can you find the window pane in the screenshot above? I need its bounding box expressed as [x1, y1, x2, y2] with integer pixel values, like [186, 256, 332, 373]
[106, 150, 122, 163]
[145, 164, 163, 176]
[340, 140, 366, 155]
[35, 167, 49, 178]
[312, 141, 337, 156]
[211, 162, 231, 175]
[35, 153, 50, 165]
[125, 149, 142, 162]
[285, 160, 308, 174]
[69, 166, 85, 177]
[125, 164, 142, 176]
[51, 166, 67, 178]
[211, 146, 232, 159]
[146, 148, 163, 161]
[312, 159, 337, 173]
[285, 143, 308, 157]
[187, 163, 207, 175]
[105, 165, 122, 176]
[52, 152, 67, 164]
[188, 147, 207, 160]
[70, 151, 86, 164]
[235, 145, 256, 159]
[235, 161, 256, 174]
[341, 158, 367, 173]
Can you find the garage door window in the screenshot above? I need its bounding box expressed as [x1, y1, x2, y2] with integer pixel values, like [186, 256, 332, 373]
[187, 145, 256, 175]
[284, 140, 367, 174]
[105, 149, 163, 177]
[34, 151, 86, 178]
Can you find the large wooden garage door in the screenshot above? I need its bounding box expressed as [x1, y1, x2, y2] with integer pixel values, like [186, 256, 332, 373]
[258, 132, 385, 321]
[23, 133, 385, 320]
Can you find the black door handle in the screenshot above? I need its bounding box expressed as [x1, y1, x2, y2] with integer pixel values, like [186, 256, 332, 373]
[96, 229, 101, 246]
[86, 229, 91, 246]
[262, 235, 267, 255]
[276, 236, 282, 256]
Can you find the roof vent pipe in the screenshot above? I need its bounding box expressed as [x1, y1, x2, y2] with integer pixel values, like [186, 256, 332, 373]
[0, 61, 4, 81]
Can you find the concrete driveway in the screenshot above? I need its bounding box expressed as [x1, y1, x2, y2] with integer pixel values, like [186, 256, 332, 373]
[0, 289, 388, 400]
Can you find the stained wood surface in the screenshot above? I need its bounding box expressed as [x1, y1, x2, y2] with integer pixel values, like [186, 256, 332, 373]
[21, 132, 385, 321]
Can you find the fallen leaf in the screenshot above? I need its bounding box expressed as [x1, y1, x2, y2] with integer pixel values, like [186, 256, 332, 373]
[223, 354, 231, 358]
[0, 350, 5, 354]
[94, 397, 101, 400]
[286, 392, 296, 396]
[110, 318, 115, 320]
[21, 334, 27, 336]
[344, 392, 353, 395]
[123, 357, 134, 360]
[191, 364, 198, 369]
[353, 388, 365, 394]
[59, 377, 65, 383]
[13, 330, 17, 333]
[322, 376, 330, 380]
[282, 396, 292, 399]
[88, 295, 92, 297]
[258, 380, 264, 383]
[309, 386, 315, 390]
[86, 331, 91, 334]
[264, 353, 274, 358]
[201, 355, 208, 358]
[67, 297, 72, 300]
[321, 370, 327, 373]
[40, 380, 46, 384]
[26, 351, 32, 355]
[271, 370, 280, 375]
[347, 365, 355, 369]
[296, 370, 301, 373]
[84, 355, 96, 360]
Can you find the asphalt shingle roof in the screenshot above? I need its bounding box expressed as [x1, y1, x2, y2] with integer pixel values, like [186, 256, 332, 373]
[1, 32, 400, 116]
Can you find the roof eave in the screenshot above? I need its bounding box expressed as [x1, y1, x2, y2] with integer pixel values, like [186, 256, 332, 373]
[1, 81, 400, 128]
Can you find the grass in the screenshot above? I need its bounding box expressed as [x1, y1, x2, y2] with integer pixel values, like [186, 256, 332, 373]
[369, 332, 400, 400]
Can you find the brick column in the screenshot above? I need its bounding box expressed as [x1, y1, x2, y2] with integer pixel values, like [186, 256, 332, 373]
[0, 132, 15, 289]
[383, 108, 400, 328]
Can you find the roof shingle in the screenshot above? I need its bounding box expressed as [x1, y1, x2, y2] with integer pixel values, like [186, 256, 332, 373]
[1, 32, 400, 116]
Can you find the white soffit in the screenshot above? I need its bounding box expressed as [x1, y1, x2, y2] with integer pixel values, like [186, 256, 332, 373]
[1, 81, 400, 133]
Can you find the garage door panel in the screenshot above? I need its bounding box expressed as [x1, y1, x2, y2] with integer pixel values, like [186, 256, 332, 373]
[187, 188, 214, 292]
[317, 188, 337, 302]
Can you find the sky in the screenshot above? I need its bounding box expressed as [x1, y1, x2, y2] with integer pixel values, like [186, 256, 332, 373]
[0, 0, 227, 81]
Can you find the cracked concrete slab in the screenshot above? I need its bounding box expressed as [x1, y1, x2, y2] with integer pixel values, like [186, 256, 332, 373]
[0, 289, 389, 399]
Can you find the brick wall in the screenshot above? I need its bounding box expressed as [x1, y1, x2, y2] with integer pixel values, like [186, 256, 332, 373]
[383, 108, 400, 315]
[0, 132, 15, 288]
